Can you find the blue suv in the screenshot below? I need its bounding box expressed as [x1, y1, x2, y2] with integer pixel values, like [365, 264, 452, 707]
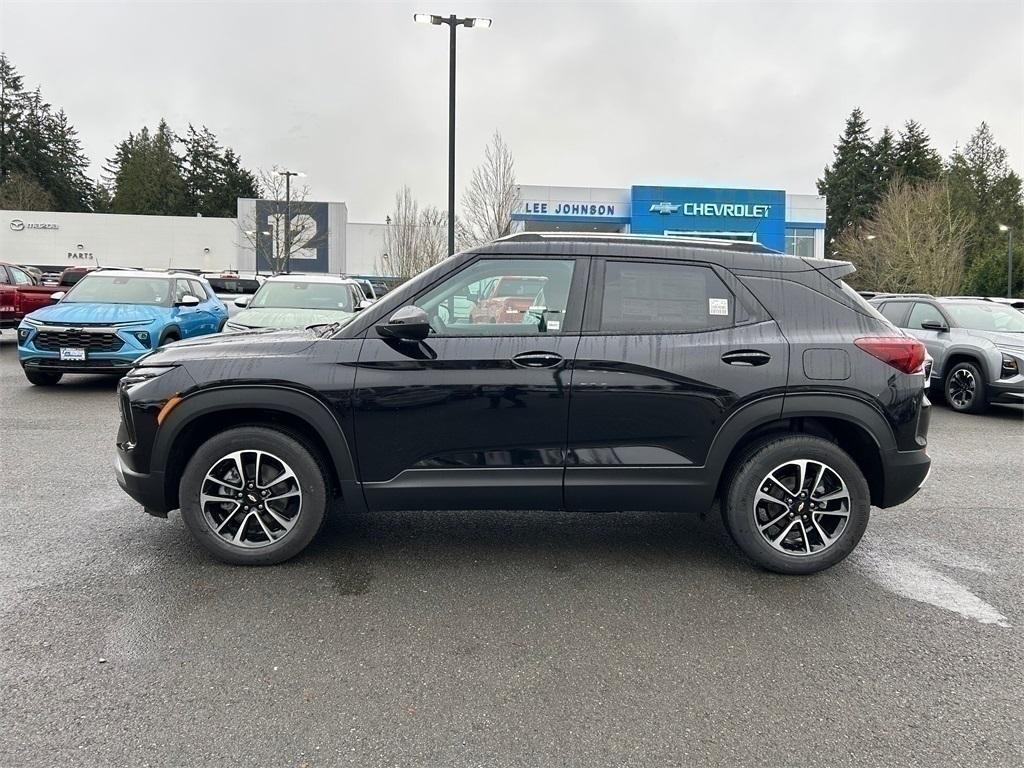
[17, 269, 228, 386]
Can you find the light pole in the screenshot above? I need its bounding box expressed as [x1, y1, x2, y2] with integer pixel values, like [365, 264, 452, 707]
[276, 169, 305, 273]
[413, 12, 492, 256]
[999, 224, 1014, 298]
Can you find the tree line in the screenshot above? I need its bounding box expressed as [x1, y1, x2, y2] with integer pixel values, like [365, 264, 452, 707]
[0, 53, 259, 217]
[818, 108, 1022, 296]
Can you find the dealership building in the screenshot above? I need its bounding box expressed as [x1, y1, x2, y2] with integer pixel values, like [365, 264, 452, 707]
[512, 184, 826, 259]
[1, 183, 826, 275]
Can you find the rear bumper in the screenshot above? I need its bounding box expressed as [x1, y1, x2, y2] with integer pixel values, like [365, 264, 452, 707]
[879, 447, 931, 507]
[114, 450, 169, 517]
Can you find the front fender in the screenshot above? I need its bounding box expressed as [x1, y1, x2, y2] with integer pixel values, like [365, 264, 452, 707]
[152, 384, 363, 513]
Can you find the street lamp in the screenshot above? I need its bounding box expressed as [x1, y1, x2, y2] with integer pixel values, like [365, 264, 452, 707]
[276, 169, 306, 273]
[413, 12, 492, 256]
[998, 224, 1014, 298]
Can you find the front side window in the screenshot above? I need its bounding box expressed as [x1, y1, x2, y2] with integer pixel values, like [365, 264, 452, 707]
[250, 280, 356, 311]
[189, 279, 209, 300]
[64, 275, 172, 306]
[174, 279, 194, 303]
[599, 261, 734, 333]
[0, 268, 9, 284]
[416, 258, 576, 336]
[907, 302, 945, 330]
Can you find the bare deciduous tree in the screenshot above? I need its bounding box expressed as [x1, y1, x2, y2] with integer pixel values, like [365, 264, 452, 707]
[838, 178, 971, 295]
[0, 170, 54, 211]
[237, 166, 325, 274]
[379, 185, 448, 279]
[458, 131, 518, 248]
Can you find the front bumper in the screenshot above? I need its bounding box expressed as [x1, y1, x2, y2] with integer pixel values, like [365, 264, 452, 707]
[987, 377, 1024, 405]
[17, 322, 156, 374]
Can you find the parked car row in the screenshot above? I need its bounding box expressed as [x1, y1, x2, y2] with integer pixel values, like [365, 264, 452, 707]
[12, 269, 377, 385]
[868, 293, 1024, 413]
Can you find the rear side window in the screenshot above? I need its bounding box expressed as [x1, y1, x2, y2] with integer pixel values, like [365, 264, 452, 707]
[0, 268, 9, 284]
[878, 300, 912, 326]
[599, 261, 733, 333]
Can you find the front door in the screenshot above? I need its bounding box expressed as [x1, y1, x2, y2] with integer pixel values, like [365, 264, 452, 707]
[353, 256, 588, 511]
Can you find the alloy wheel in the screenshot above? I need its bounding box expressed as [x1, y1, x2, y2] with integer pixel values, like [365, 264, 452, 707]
[200, 450, 303, 549]
[753, 459, 851, 556]
[947, 369, 976, 409]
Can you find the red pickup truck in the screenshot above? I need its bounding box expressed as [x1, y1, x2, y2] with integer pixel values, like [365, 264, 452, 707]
[0, 262, 60, 329]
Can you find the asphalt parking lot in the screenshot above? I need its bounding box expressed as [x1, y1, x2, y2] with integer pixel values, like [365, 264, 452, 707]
[1, 332, 1022, 768]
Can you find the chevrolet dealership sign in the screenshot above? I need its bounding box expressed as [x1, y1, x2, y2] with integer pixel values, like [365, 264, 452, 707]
[652, 202, 770, 218]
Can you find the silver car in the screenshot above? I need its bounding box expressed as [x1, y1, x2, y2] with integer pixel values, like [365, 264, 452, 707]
[871, 295, 1024, 413]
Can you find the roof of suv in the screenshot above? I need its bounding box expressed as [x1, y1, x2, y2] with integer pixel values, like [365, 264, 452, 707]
[471, 232, 851, 275]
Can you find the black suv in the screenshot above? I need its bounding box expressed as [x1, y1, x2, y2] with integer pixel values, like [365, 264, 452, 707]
[115, 235, 931, 574]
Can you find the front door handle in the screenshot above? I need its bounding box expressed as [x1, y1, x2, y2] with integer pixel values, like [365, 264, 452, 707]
[512, 351, 564, 369]
[722, 349, 771, 367]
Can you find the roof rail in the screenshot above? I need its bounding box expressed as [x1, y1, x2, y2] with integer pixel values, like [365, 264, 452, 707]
[491, 231, 780, 253]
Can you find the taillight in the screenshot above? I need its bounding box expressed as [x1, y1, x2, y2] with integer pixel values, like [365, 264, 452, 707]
[854, 336, 926, 374]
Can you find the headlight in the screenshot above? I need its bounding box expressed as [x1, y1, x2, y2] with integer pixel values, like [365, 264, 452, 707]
[224, 322, 247, 332]
[21, 317, 42, 327]
[1000, 353, 1020, 378]
[122, 365, 176, 385]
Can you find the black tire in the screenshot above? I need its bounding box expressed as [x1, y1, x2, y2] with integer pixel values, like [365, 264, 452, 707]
[179, 426, 328, 565]
[722, 435, 870, 575]
[943, 361, 987, 414]
[24, 369, 62, 386]
[158, 330, 180, 347]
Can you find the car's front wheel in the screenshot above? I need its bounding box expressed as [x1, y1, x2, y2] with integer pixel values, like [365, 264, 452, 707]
[944, 361, 987, 414]
[723, 435, 870, 575]
[24, 369, 62, 386]
[179, 427, 328, 565]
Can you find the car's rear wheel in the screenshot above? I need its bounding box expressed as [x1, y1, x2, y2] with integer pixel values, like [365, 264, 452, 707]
[179, 427, 328, 565]
[944, 361, 987, 414]
[723, 435, 870, 574]
[24, 369, 62, 386]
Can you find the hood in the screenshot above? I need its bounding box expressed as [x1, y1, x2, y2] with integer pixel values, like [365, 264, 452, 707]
[961, 328, 1024, 351]
[26, 302, 165, 325]
[142, 327, 320, 366]
[229, 306, 355, 330]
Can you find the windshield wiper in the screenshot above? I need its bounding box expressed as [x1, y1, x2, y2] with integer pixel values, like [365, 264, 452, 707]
[306, 321, 344, 337]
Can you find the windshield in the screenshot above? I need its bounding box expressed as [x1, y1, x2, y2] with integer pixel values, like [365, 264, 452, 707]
[942, 302, 1024, 333]
[250, 280, 355, 311]
[64, 275, 172, 306]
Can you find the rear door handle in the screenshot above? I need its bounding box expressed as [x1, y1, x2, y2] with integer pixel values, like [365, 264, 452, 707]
[512, 351, 565, 369]
[722, 349, 771, 367]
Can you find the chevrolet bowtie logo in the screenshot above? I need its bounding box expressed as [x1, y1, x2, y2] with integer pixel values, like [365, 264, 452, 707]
[649, 202, 680, 214]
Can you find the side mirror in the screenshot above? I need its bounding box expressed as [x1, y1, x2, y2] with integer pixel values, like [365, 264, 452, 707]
[376, 305, 431, 341]
[356, 299, 373, 311]
[177, 294, 201, 308]
[920, 319, 948, 332]
[234, 296, 251, 308]
[50, 291, 66, 301]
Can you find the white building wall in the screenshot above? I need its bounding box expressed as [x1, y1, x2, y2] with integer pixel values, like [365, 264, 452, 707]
[1, 209, 237, 271]
[346, 222, 388, 275]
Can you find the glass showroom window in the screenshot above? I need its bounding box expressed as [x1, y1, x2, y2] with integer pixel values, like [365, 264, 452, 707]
[785, 228, 816, 258]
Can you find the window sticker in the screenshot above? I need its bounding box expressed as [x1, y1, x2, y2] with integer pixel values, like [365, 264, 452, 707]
[547, 320, 560, 331]
[708, 298, 729, 316]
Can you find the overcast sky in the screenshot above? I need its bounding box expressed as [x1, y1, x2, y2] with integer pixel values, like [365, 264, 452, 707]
[2, 0, 1021, 221]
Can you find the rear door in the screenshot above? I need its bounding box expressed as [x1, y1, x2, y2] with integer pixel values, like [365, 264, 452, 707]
[0, 266, 14, 326]
[565, 257, 789, 512]
[352, 255, 588, 511]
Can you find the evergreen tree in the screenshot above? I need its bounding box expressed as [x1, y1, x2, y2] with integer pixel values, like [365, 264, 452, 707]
[817, 108, 878, 249]
[181, 124, 259, 218]
[894, 119, 942, 185]
[946, 123, 1023, 295]
[872, 127, 897, 189]
[44, 109, 94, 211]
[107, 120, 188, 216]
